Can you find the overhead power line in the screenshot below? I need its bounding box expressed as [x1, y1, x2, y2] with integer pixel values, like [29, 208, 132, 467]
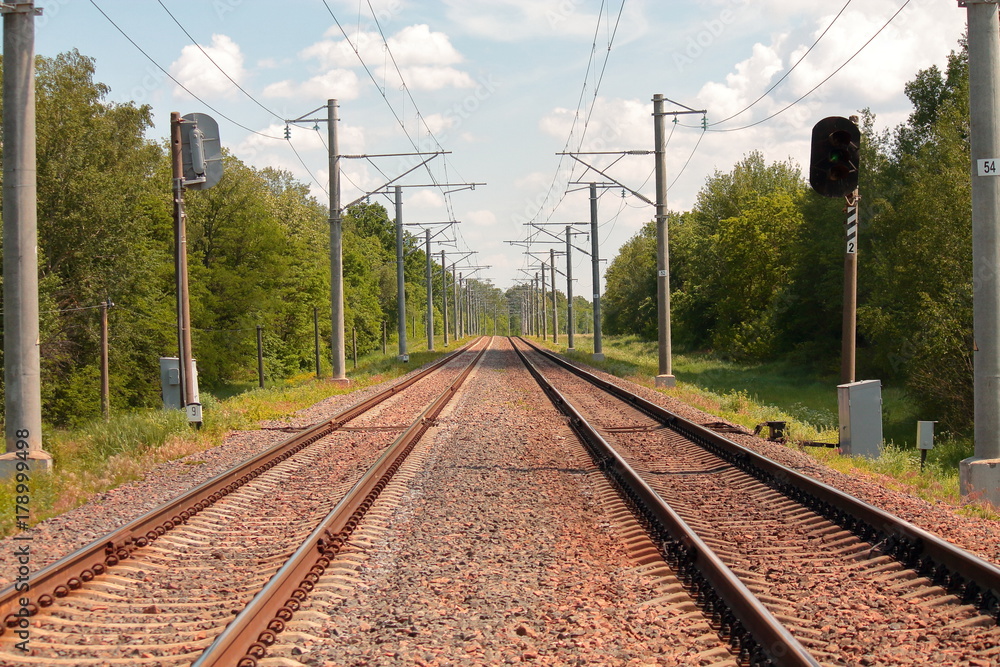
[710, 0, 853, 127]
[700, 0, 911, 133]
[88, 0, 282, 140]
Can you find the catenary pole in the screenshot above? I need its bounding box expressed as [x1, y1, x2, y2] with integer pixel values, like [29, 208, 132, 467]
[425, 229, 434, 351]
[452, 264, 459, 341]
[541, 264, 548, 340]
[1, 0, 50, 474]
[960, 0, 1000, 506]
[590, 183, 605, 361]
[550, 248, 558, 344]
[329, 99, 347, 382]
[653, 94, 676, 387]
[566, 225, 575, 350]
[441, 250, 449, 346]
[395, 186, 408, 362]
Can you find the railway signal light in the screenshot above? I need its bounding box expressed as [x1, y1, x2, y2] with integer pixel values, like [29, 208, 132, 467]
[809, 116, 860, 198]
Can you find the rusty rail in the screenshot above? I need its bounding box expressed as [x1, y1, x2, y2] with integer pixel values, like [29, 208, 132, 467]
[193, 338, 491, 666]
[511, 337, 819, 666]
[516, 336, 1000, 624]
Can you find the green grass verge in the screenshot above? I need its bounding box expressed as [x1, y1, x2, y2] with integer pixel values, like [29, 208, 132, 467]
[0, 338, 466, 538]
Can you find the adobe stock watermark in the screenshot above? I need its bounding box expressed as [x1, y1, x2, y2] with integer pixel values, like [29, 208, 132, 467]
[546, 0, 587, 31]
[672, 0, 751, 73]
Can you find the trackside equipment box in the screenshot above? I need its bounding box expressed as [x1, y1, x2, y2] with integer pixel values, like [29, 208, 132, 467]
[159, 357, 199, 411]
[837, 379, 883, 458]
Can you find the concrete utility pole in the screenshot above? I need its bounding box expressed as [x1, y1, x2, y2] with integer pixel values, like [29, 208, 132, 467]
[541, 264, 548, 339]
[441, 250, 449, 346]
[328, 99, 348, 383]
[960, 0, 1000, 507]
[653, 94, 676, 387]
[1, 1, 52, 475]
[458, 273, 464, 338]
[550, 249, 559, 344]
[395, 186, 408, 362]
[452, 264, 459, 341]
[425, 229, 434, 351]
[566, 225, 575, 351]
[590, 183, 605, 361]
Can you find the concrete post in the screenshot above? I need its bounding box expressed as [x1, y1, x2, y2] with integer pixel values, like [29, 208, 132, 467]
[395, 186, 408, 362]
[441, 250, 449, 346]
[961, 0, 1000, 506]
[541, 263, 548, 340]
[452, 264, 459, 341]
[550, 248, 558, 344]
[653, 94, 675, 387]
[566, 225, 575, 351]
[425, 229, 434, 351]
[590, 183, 605, 361]
[329, 99, 348, 383]
[1, 1, 51, 475]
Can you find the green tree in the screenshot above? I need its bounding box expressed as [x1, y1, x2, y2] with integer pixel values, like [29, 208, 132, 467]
[603, 222, 657, 338]
[0, 51, 175, 425]
[860, 45, 972, 429]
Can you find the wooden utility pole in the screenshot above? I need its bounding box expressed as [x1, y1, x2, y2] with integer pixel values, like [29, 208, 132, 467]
[101, 300, 110, 420]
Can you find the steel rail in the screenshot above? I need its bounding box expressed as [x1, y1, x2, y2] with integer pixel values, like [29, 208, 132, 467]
[194, 337, 492, 666]
[0, 338, 481, 631]
[511, 338, 819, 667]
[516, 336, 1000, 622]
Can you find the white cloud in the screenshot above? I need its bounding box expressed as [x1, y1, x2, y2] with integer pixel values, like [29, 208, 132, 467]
[540, 97, 649, 152]
[169, 34, 245, 100]
[466, 209, 497, 227]
[308, 23, 462, 68]
[263, 69, 362, 101]
[409, 189, 445, 209]
[298, 24, 473, 94]
[389, 66, 475, 91]
[443, 0, 603, 41]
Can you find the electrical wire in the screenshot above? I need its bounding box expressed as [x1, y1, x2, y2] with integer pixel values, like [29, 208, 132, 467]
[668, 129, 706, 190]
[288, 140, 329, 197]
[155, 0, 284, 122]
[710, 0, 852, 127]
[154, 2, 331, 197]
[696, 0, 911, 133]
[88, 0, 282, 140]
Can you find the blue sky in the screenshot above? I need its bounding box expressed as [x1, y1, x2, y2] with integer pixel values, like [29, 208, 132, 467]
[34, 0, 967, 291]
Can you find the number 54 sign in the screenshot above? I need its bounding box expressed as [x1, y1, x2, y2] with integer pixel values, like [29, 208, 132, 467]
[978, 158, 999, 176]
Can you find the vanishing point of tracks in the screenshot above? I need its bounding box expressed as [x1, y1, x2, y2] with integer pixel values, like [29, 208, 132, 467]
[1, 336, 999, 666]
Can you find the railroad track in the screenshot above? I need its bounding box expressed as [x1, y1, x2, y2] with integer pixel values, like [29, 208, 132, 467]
[0, 337, 490, 666]
[512, 336, 1000, 666]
